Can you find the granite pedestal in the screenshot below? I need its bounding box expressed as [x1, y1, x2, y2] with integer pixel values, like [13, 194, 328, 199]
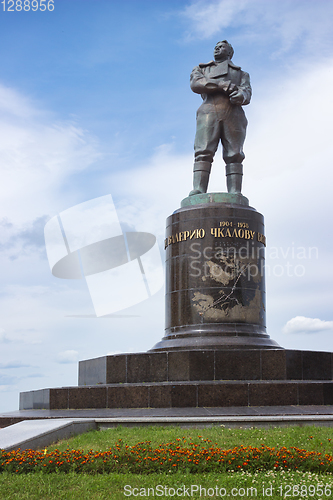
[152, 195, 278, 350]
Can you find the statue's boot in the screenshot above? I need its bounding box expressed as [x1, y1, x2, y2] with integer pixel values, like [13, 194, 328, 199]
[189, 161, 211, 196]
[226, 163, 243, 193]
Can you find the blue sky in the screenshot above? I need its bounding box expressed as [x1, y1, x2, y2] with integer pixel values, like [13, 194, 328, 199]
[1, 0, 333, 412]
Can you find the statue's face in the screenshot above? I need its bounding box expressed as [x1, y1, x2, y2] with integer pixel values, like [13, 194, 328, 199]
[214, 41, 231, 61]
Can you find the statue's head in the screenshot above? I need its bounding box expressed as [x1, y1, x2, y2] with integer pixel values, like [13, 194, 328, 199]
[214, 40, 234, 61]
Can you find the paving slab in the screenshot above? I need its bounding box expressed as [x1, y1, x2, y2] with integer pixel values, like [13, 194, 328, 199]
[0, 418, 96, 451]
[96, 414, 333, 429]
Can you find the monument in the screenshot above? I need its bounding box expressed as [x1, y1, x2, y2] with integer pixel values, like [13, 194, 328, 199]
[151, 40, 278, 351]
[19, 42, 333, 411]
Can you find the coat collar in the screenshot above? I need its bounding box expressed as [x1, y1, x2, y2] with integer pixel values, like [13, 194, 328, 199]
[198, 59, 241, 71]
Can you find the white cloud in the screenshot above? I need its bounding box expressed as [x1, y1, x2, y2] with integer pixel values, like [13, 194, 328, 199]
[56, 350, 79, 364]
[245, 58, 333, 178]
[110, 145, 193, 240]
[0, 283, 92, 346]
[236, 58, 333, 257]
[0, 374, 17, 386]
[0, 82, 101, 225]
[0, 360, 31, 369]
[0, 84, 38, 119]
[0, 385, 16, 392]
[283, 316, 333, 335]
[182, 0, 248, 39]
[0, 328, 11, 344]
[181, 0, 333, 58]
[0, 215, 49, 262]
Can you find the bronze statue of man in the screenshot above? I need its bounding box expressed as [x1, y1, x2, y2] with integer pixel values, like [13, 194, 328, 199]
[189, 40, 252, 196]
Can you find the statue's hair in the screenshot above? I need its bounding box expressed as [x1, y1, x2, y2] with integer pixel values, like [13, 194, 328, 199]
[215, 40, 234, 59]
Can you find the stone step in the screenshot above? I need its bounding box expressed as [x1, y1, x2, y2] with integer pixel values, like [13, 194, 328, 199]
[78, 349, 333, 386]
[20, 380, 333, 410]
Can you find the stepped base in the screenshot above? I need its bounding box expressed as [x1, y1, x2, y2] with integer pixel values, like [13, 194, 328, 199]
[19, 349, 333, 410]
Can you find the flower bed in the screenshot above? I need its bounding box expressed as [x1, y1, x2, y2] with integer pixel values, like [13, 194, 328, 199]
[1, 438, 333, 474]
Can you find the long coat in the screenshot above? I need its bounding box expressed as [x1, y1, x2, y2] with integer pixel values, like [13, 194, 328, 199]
[190, 59, 252, 165]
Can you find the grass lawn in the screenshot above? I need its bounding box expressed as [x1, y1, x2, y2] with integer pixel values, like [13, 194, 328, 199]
[48, 424, 333, 455]
[0, 425, 332, 499]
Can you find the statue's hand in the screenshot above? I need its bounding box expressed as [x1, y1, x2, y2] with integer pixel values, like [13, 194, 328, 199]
[229, 89, 245, 105]
[218, 81, 237, 94]
[227, 83, 237, 94]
